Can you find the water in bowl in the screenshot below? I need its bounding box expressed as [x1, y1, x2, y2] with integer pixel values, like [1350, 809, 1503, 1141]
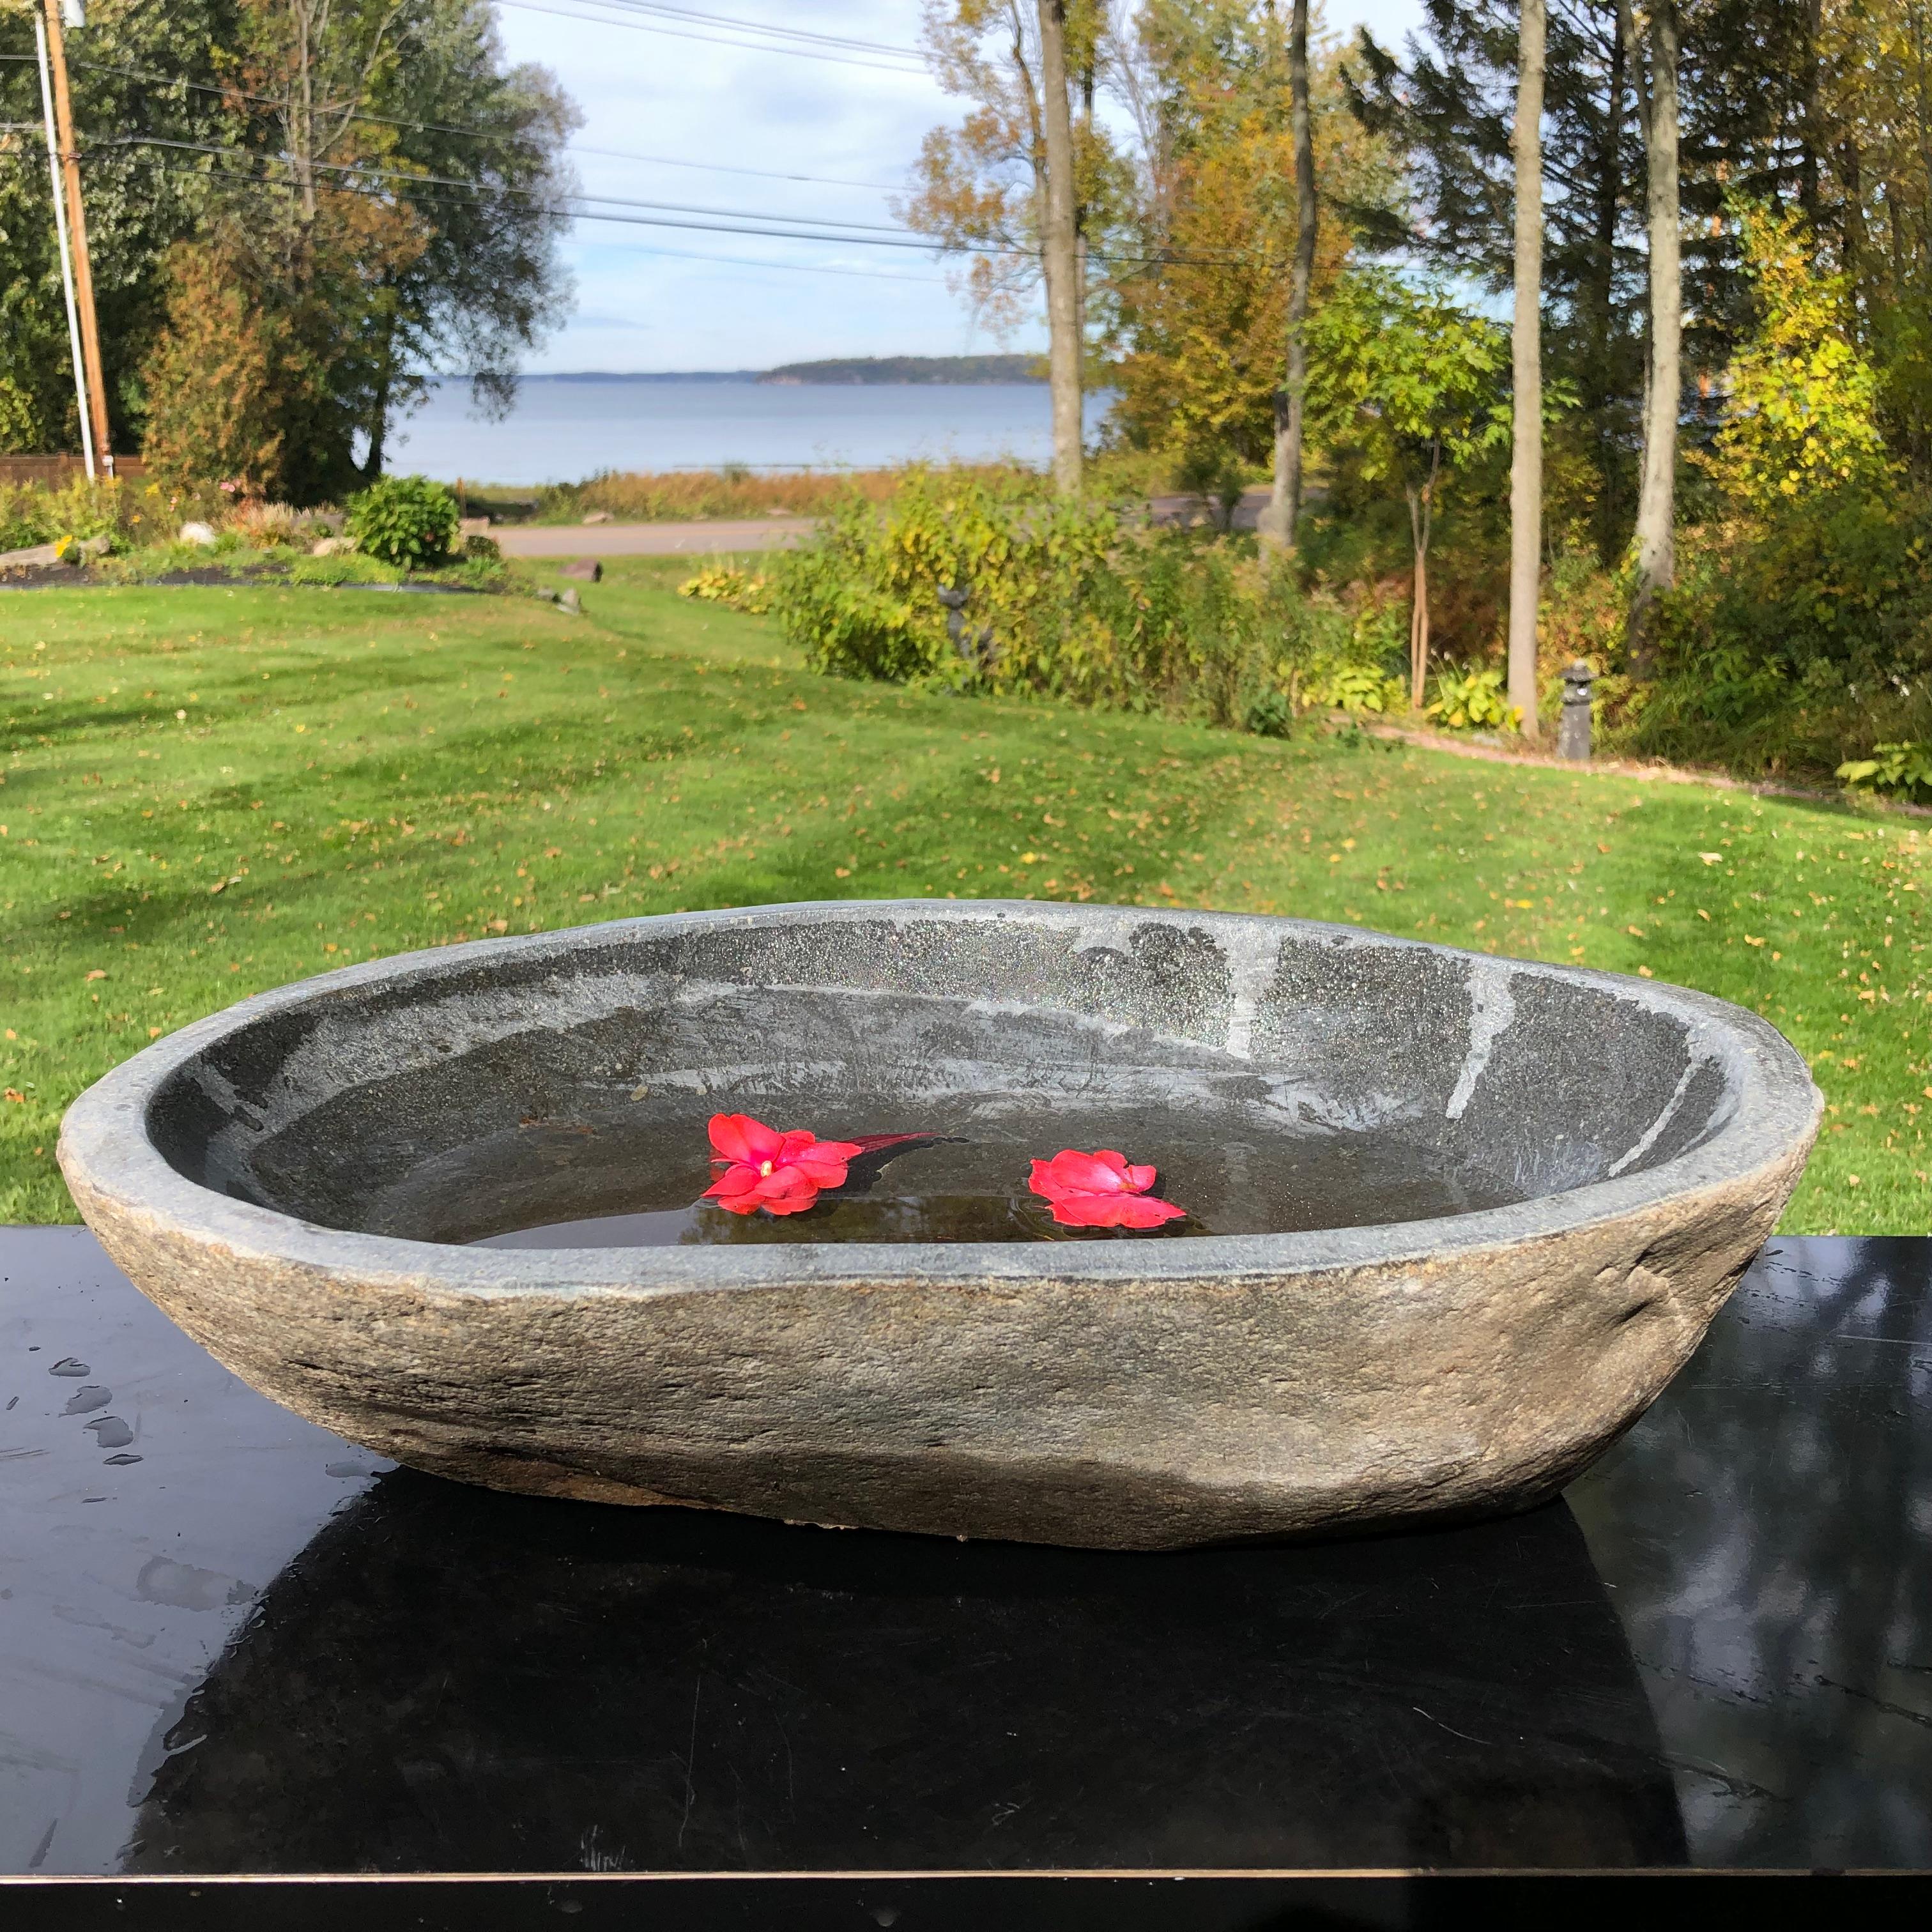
[423, 1094, 1524, 1249]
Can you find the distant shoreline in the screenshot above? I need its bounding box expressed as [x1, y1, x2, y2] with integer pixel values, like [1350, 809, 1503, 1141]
[526, 353, 1046, 388]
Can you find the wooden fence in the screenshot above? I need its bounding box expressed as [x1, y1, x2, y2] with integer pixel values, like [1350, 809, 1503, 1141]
[0, 455, 148, 487]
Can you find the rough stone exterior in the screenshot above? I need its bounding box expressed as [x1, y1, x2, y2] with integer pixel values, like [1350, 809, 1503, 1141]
[60, 901, 1821, 1550]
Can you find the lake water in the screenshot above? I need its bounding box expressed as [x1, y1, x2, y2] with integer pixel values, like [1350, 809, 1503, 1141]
[387, 377, 1116, 486]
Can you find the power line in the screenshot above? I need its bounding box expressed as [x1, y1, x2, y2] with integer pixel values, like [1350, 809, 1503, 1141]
[96, 133, 918, 238]
[58, 54, 908, 190]
[118, 141, 1241, 270]
[571, 144, 903, 192]
[591, 3, 924, 60]
[493, 1, 931, 77]
[121, 152, 952, 284]
[560, 237, 949, 285]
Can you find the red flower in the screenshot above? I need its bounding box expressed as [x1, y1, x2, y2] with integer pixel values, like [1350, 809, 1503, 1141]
[703, 1113, 863, 1216]
[1027, 1148, 1187, 1229]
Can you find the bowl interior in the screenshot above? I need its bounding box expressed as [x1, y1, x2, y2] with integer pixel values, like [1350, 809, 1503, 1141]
[145, 911, 1734, 1245]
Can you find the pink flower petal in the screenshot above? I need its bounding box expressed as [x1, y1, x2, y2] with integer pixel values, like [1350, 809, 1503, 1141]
[759, 1189, 821, 1216]
[1049, 1189, 1186, 1229]
[709, 1113, 785, 1165]
[1038, 1149, 1132, 1195]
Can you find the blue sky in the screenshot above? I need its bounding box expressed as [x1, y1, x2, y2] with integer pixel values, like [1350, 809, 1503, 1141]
[491, 1, 1425, 372]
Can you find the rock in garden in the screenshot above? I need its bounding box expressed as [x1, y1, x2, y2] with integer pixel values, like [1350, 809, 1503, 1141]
[581, 510, 611, 525]
[558, 560, 602, 581]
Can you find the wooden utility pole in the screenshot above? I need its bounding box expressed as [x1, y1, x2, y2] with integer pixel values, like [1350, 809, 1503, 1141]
[41, 0, 114, 477]
[33, 6, 92, 478]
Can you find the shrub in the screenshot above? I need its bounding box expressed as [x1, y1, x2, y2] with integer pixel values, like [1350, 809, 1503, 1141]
[0, 477, 143, 555]
[772, 471, 1130, 699]
[223, 500, 302, 548]
[1278, 584, 1411, 716]
[1425, 665, 1521, 732]
[678, 563, 772, 613]
[347, 475, 460, 569]
[1837, 741, 1932, 801]
[772, 471, 1413, 735]
[1623, 487, 1932, 776]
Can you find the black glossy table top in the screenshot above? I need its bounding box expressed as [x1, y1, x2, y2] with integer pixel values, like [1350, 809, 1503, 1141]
[3, 1227, 1929, 1879]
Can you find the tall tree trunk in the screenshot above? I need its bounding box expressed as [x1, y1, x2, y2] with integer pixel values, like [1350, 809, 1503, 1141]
[1800, 0, 1822, 227]
[1841, 141, 1866, 296]
[1037, 0, 1082, 496]
[1261, 0, 1317, 553]
[1407, 445, 1440, 709]
[1623, 0, 1680, 671]
[1592, 16, 1627, 569]
[1508, 0, 1547, 739]
[360, 302, 396, 485]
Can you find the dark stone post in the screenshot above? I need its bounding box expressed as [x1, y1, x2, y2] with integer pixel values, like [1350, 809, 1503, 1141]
[1558, 661, 1593, 763]
[937, 584, 992, 671]
[937, 584, 969, 658]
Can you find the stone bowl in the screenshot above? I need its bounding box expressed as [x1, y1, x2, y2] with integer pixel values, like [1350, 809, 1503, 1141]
[59, 901, 1820, 1551]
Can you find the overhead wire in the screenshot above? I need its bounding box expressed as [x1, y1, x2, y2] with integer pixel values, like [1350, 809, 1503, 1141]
[92, 131, 923, 242]
[53, 55, 908, 190]
[122, 151, 951, 285]
[583, 3, 924, 60]
[491, 1, 931, 77]
[102, 132, 1252, 268]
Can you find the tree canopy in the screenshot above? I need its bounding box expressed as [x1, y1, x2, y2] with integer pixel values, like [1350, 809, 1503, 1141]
[0, 0, 576, 494]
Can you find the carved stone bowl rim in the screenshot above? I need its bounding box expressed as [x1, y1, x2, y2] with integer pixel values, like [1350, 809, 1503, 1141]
[59, 898, 1822, 1294]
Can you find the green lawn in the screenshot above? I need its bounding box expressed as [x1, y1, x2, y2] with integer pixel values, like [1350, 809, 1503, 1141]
[3, 559, 1926, 1229]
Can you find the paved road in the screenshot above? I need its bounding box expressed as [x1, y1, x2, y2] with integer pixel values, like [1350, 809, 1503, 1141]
[493, 489, 1273, 557]
[493, 518, 815, 558]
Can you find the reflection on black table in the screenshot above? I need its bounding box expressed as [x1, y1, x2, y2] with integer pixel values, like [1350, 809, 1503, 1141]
[127, 1482, 1680, 1874]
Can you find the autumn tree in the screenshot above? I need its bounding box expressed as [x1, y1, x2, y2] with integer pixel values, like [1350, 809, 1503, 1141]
[140, 238, 290, 496]
[902, 2, 1127, 489]
[1305, 269, 1510, 705]
[1107, 3, 1392, 477]
[0, 0, 572, 493]
[1705, 199, 1888, 512]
